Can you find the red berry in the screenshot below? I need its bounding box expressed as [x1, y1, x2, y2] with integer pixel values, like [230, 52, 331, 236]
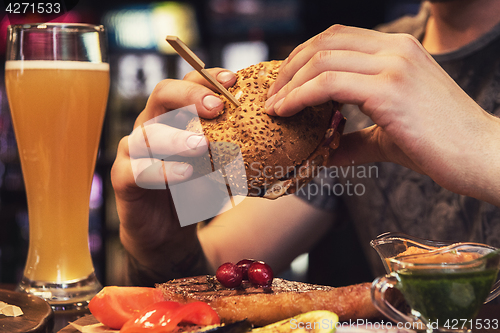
[247, 261, 274, 287]
[236, 259, 255, 280]
[216, 262, 243, 288]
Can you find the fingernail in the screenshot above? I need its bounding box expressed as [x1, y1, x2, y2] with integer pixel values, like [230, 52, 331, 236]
[173, 163, 190, 176]
[186, 135, 207, 149]
[265, 94, 276, 109]
[217, 71, 235, 84]
[203, 95, 223, 111]
[274, 98, 284, 114]
[267, 83, 275, 97]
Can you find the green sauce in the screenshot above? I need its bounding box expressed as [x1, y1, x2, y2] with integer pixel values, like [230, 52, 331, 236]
[397, 268, 498, 327]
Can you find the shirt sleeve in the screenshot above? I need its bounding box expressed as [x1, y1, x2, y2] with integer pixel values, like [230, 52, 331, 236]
[294, 167, 339, 212]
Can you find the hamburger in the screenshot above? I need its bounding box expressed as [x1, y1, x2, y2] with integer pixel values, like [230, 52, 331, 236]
[187, 60, 345, 199]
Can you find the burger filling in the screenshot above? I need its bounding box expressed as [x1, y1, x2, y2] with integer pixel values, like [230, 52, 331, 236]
[262, 109, 346, 199]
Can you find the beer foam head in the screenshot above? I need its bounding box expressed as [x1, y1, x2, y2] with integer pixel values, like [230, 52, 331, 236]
[5, 60, 109, 71]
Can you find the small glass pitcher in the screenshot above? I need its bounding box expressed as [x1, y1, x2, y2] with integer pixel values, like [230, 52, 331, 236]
[370, 232, 500, 333]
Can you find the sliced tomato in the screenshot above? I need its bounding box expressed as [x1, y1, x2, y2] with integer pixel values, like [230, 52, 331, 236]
[120, 301, 220, 333]
[176, 302, 221, 326]
[88, 286, 165, 329]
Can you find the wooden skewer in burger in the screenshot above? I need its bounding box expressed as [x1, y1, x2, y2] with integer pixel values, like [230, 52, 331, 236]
[167, 37, 345, 199]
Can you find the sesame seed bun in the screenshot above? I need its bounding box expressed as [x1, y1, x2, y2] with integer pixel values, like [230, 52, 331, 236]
[187, 60, 344, 199]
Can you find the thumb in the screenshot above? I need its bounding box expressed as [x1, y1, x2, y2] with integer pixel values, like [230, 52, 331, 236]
[330, 125, 425, 175]
[329, 126, 384, 166]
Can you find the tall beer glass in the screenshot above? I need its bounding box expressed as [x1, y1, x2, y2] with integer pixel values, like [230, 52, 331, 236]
[4, 23, 109, 310]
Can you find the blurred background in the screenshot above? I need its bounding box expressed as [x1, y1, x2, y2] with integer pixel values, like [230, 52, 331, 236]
[0, 0, 421, 286]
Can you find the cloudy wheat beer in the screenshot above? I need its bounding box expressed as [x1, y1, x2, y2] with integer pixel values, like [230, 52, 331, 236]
[5, 24, 109, 309]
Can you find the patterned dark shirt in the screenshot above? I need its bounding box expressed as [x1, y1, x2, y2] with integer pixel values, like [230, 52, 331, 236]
[298, 2, 500, 285]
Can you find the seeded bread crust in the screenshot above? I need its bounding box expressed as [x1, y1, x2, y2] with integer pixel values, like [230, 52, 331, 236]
[187, 61, 334, 196]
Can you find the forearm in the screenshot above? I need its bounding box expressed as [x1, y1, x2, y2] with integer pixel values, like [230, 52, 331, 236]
[199, 195, 335, 274]
[459, 113, 500, 206]
[122, 223, 210, 286]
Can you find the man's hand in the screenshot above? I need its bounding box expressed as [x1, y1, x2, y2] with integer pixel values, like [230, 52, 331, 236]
[265, 24, 500, 205]
[111, 69, 237, 282]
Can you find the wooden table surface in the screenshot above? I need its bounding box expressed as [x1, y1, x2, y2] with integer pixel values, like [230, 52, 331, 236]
[0, 284, 90, 332]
